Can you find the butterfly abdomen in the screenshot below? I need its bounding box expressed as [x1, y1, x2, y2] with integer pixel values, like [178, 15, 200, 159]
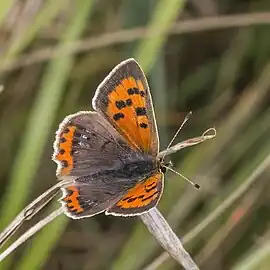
[76, 156, 157, 185]
[115, 158, 157, 180]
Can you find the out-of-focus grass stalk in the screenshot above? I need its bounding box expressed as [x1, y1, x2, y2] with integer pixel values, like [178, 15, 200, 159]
[164, 27, 256, 228]
[136, 0, 186, 72]
[14, 1, 94, 269]
[208, 28, 252, 117]
[179, 60, 219, 103]
[193, 149, 270, 267]
[112, 1, 187, 269]
[4, 0, 65, 59]
[0, 1, 93, 269]
[166, 109, 270, 227]
[3, 12, 270, 73]
[253, 26, 270, 71]
[16, 205, 67, 270]
[150, 53, 168, 148]
[213, 30, 252, 97]
[233, 239, 270, 270]
[0, 0, 12, 25]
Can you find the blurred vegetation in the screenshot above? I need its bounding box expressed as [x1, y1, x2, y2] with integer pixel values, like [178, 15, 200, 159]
[1, 0, 270, 269]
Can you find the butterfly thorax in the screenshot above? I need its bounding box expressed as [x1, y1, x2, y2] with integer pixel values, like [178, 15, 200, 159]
[116, 156, 158, 180]
[76, 154, 158, 188]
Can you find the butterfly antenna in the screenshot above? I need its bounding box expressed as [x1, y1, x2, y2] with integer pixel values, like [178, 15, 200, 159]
[164, 165, 200, 190]
[161, 111, 192, 162]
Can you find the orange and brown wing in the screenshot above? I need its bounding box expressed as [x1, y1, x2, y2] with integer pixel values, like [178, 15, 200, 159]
[53, 123, 76, 177]
[106, 173, 164, 216]
[52, 111, 136, 178]
[61, 183, 126, 219]
[62, 186, 84, 215]
[92, 58, 159, 156]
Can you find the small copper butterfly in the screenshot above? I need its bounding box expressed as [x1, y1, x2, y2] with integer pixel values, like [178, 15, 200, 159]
[52, 59, 174, 218]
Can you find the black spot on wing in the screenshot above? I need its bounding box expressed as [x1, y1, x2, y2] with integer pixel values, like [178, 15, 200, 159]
[59, 149, 65, 155]
[146, 181, 156, 187]
[127, 87, 140, 95]
[113, 113, 125, 121]
[115, 100, 126, 109]
[60, 137, 66, 143]
[122, 196, 132, 201]
[62, 160, 68, 168]
[140, 91, 145, 97]
[141, 191, 159, 202]
[145, 185, 157, 193]
[135, 107, 146, 116]
[139, 123, 148, 129]
[126, 99, 132, 106]
[127, 197, 137, 203]
[127, 88, 134, 95]
[134, 88, 140, 94]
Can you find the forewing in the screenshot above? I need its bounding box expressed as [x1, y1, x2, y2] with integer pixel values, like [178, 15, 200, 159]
[92, 58, 159, 156]
[53, 111, 135, 178]
[106, 172, 164, 216]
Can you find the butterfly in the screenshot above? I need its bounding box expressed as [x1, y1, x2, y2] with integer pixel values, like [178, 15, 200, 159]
[0, 58, 216, 263]
[52, 58, 169, 218]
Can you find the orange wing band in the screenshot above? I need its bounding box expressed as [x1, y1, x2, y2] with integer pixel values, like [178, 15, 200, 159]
[63, 186, 84, 213]
[107, 77, 151, 152]
[106, 173, 163, 216]
[55, 125, 76, 176]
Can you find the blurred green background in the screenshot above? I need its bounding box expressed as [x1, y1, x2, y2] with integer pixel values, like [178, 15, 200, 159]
[1, 0, 270, 269]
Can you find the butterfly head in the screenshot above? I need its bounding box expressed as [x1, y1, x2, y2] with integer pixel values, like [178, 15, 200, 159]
[158, 159, 173, 174]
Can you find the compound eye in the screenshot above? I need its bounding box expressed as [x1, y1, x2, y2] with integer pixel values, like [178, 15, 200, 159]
[160, 166, 167, 173]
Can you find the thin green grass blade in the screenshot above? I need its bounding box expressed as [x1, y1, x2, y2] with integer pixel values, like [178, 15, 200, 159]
[233, 242, 270, 270]
[136, 0, 187, 72]
[5, 0, 66, 59]
[0, 0, 12, 25]
[13, 0, 94, 269]
[0, 1, 93, 269]
[16, 205, 68, 270]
